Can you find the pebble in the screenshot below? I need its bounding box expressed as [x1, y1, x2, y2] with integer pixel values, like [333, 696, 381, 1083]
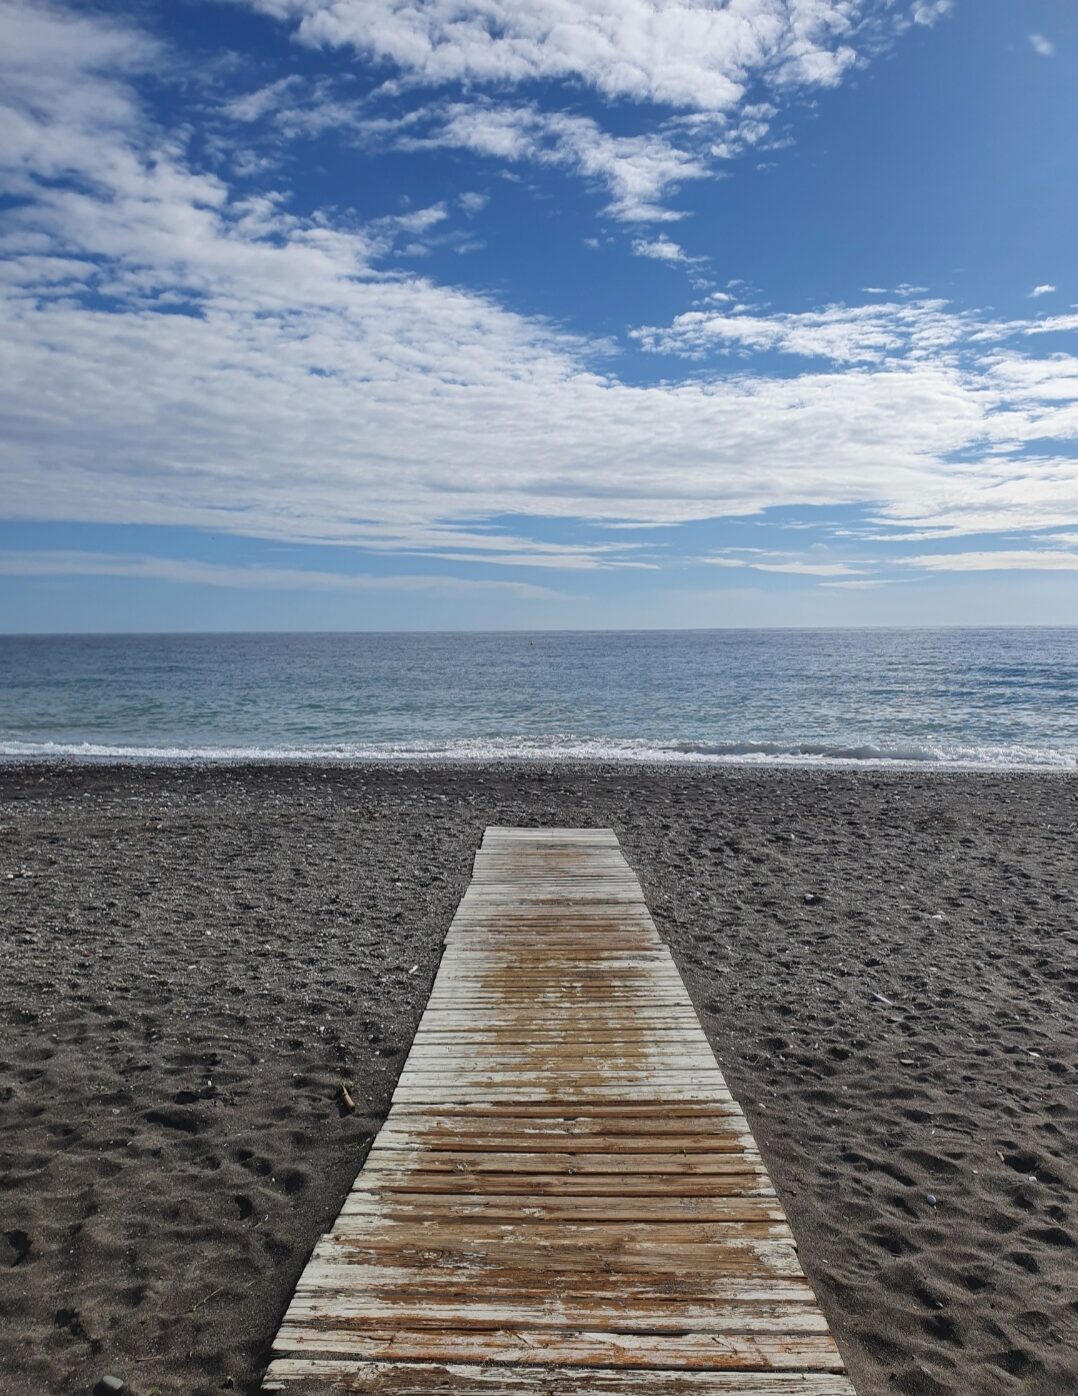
[94, 1378, 125, 1395]
[926, 1194, 938, 1207]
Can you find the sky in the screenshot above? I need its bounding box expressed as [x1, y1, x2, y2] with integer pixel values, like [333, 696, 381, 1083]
[1, 0, 1077, 632]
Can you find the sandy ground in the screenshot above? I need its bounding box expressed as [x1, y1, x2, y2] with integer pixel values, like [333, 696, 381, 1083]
[1, 762, 1076, 1396]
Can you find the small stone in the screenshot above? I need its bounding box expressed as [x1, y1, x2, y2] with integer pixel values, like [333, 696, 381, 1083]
[94, 1378, 125, 1395]
[925, 1194, 937, 1207]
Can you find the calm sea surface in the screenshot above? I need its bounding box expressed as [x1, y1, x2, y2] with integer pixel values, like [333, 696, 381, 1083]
[0, 630, 1075, 768]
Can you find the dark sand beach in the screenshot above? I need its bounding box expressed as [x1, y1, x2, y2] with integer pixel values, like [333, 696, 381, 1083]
[1, 762, 1076, 1396]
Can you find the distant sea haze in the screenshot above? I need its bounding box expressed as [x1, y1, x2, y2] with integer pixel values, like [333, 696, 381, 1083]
[0, 630, 1075, 769]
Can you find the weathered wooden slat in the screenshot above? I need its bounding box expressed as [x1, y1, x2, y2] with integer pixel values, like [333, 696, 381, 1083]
[363, 1149, 763, 1173]
[316, 1217, 799, 1243]
[408, 1040, 710, 1050]
[391, 1089, 738, 1105]
[339, 1194, 785, 1224]
[434, 955, 674, 963]
[416, 1005, 703, 1016]
[379, 1109, 748, 1126]
[404, 1039, 716, 1053]
[352, 1174, 774, 1198]
[378, 1109, 750, 1126]
[264, 1362, 857, 1395]
[390, 1069, 730, 1084]
[430, 973, 688, 984]
[291, 1261, 817, 1302]
[265, 827, 852, 1394]
[435, 952, 672, 961]
[312, 1236, 807, 1281]
[373, 1134, 755, 1154]
[383, 1102, 748, 1118]
[400, 1055, 721, 1071]
[280, 1296, 830, 1335]
[309, 1232, 807, 1280]
[391, 1092, 735, 1107]
[271, 1327, 845, 1371]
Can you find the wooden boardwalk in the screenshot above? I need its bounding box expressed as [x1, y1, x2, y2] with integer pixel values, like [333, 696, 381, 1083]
[264, 827, 855, 1395]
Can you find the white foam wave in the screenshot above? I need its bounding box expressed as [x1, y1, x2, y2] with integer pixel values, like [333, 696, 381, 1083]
[0, 735, 1075, 769]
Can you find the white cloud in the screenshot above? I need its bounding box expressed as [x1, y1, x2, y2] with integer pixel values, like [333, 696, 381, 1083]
[635, 295, 1078, 374]
[2, 1, 1077, 577]
[213, 4, 949, 220]
[241, 0, 897, 112]
[753, 560, 863, 576]
[386, 203, 448, 234]
[222, 76, 305, 123]
[294, 97, 704, 221]
[632, 236, 691, 263]
[1029, 34, 1055, 59]
[0, 550, 554, 595]
[395, 103, 707, 222]
[704, 555, 864, 577]
[901, 550, 1078, 572]
[1030, 283, 1057, 298]
[634, 297, 985, 363]
[1024, 314, 1078, 337]
[912, 2, 953, 26]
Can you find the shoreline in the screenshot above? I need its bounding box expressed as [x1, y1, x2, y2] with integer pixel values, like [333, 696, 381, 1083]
[3, 754, 1078, 774]
[2, 763, 1077, 1395]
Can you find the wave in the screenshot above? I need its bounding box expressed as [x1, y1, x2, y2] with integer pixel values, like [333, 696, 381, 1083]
[1, 734, 1075, 769]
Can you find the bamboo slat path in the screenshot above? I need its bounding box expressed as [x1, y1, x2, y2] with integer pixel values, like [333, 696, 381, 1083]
[264, 827, 855, 1395]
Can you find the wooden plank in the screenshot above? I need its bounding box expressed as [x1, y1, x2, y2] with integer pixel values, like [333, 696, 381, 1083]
[265, 827, 853, 1394]
[280, 1296, 830, 1335]
[405, 1049, 716, 1059]
[291, 1261, 817, 1302]
[390, 1070, 730, 1085]
[372, 1134, 756, 1154]
[399, 1049, 720, 1060]
[314, 1243, 804, 1281]
[390, 1091, 738, 1105]
[271, 1327, 845, 1370]
[338, 1195, 785, 1224]
[355, 1180, 776, 1202]
[314, 1218, 800, 1244]
[309, 1230, 808, 1278]
[408, 1039, 711, 1049]
[383, 1102, 749, 1118]
[264, 1363, 857, 1394]
[363, 1150, 763, 1172]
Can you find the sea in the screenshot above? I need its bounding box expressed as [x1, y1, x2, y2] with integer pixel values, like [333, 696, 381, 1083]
[0, 629, 1075, 769]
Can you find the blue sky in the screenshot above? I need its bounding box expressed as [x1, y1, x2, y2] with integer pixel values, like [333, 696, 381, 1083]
[1, 0, 1077, 631]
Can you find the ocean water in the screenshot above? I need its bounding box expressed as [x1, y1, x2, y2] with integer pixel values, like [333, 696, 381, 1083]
[0, 629, 1075, 769]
